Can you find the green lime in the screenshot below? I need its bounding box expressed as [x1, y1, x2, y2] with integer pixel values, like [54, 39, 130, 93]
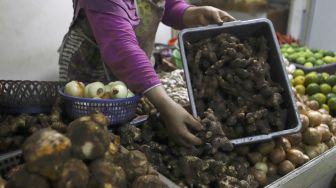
[297, 57, 306, 64]
[306, 83, 320, 95]
[321, 73, 330, 82]
[317, 74, 325, 84]
[286, 48, 295, 54]
[282, 44, 290, 48]
[306, 71, 317, 77]
[293, 69, 305, 78]
[307, 56, 316, 63]
[293, 76, 305, 86]
[327, 75, 336, 86]
[323, 56, 335, 64]
[320, 83, 332, 94]
[327, 97, 336, 111]
[304, 62, 313, 68]
[322, 104, 330, 112]
[314, 53, 323, 59]
[332, 85, 336, 94]
[310, 93, 327, 105]
[315, 59, 324, 66]
[327, 93, 336, 101]
[305, 73, 319, 86]
[295, 85, 305, 95]
[291, 79, 295, 85]
[291, 43, 298, 48]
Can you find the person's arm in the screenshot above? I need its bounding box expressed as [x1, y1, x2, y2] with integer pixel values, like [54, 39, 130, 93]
[85, 9, 202, 146]
[162, 0, 235, 29]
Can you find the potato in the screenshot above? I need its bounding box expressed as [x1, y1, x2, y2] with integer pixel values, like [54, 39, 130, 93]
[267, 163, 278, 177]
[325, 136, 336, 148]
[269, 147, 286, 164]
[306, 101, 319, 111]
[304, 145, 320, 159]
[303, 127, 322, 145]
[286, 149, 309, 166]
[277, 160, 295, 175]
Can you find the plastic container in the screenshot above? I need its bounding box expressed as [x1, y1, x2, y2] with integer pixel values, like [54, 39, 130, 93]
[294, 63, 336, 74]
[59, 88, 141, 125]
[178, 18, 302, 145]
[0, 150, 23, 176]
[0, 80, 65, 114]
[266, 147, 336, 188]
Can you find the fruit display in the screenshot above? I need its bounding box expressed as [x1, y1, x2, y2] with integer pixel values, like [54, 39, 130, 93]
[281, 43, 336, 68]
[291, 70, 336, 115]
[185, 32, 287, 139]
[3, 113, 167, 188]
[64, 80, 135, 99]
[119, 109, 258, 188]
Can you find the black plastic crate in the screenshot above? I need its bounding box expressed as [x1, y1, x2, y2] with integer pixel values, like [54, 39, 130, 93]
[0, 150, 22, 176]
[178, 18, 302, 145]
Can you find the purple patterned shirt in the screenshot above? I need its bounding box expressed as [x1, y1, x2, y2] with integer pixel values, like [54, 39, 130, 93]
[77, 0, 190, 93]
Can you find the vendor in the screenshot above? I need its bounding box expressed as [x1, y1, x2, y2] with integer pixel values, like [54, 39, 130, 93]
[58, 0, 234, 147]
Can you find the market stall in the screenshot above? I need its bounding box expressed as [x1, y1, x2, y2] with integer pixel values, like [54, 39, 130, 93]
[0, 1, 336, 188]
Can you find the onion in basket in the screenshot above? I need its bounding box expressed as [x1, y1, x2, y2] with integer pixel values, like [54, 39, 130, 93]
[64, 81, 85, 97]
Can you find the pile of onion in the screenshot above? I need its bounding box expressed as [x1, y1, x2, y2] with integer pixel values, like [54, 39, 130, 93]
[64, 80, 135, 99]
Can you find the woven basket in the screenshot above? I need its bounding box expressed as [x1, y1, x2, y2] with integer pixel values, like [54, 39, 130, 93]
[0, 80, 65, 113]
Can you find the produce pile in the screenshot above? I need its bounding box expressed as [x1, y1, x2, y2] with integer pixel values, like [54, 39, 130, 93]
[0, 100, 65, 153]
[291, 70, 336, 115]
[244, 92, 336, 187]
[281, 43, 336, 68]
[120, 109, 259, 188]
[64, 80, 134, 99]
[185, 33, 287, 139]
[159, 69, 189, 107]
[3, 113, 166, 188]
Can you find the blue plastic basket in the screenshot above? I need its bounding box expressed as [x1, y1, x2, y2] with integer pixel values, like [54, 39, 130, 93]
[59, 88, 141, 125]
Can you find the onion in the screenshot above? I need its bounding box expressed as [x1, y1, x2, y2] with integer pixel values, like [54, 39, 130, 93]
[127, 89, 135, 98]
[64, 81, 85, 97]
[296, 102, 307, 115]
[276, 137, 291, 152]
[304, 145, 320, 159]
[247, 152, 262, 164]
[269, 146, 286, 164]
[316, 124, 332, 141]
[300, 114, 309, 130]
[108, 81, 127, 88]
[251, 168, 268, 187]
[329, 121, 336, 135]
[321, 114, 332, 126]
[317, 143, 329, 153]
[254, 162, 268, 174]
[286, 133, 302, 146]
[303, 127, 322, 145]
[267, 163, 278, 177]
[306, 100, 320, 111]
[326, 136, 336, 148]
[84, 82, 105, 98]
[307, 111, 322, 127]
[111, 84, 128, 99]
[277, 160, 295, 175]
[257, 141, 275, 155]
[286, 149, 309, 166]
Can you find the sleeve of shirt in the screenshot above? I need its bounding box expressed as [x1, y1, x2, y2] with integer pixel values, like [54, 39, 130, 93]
[85, 9, 161, 94]
[161, 0, 192, 30]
